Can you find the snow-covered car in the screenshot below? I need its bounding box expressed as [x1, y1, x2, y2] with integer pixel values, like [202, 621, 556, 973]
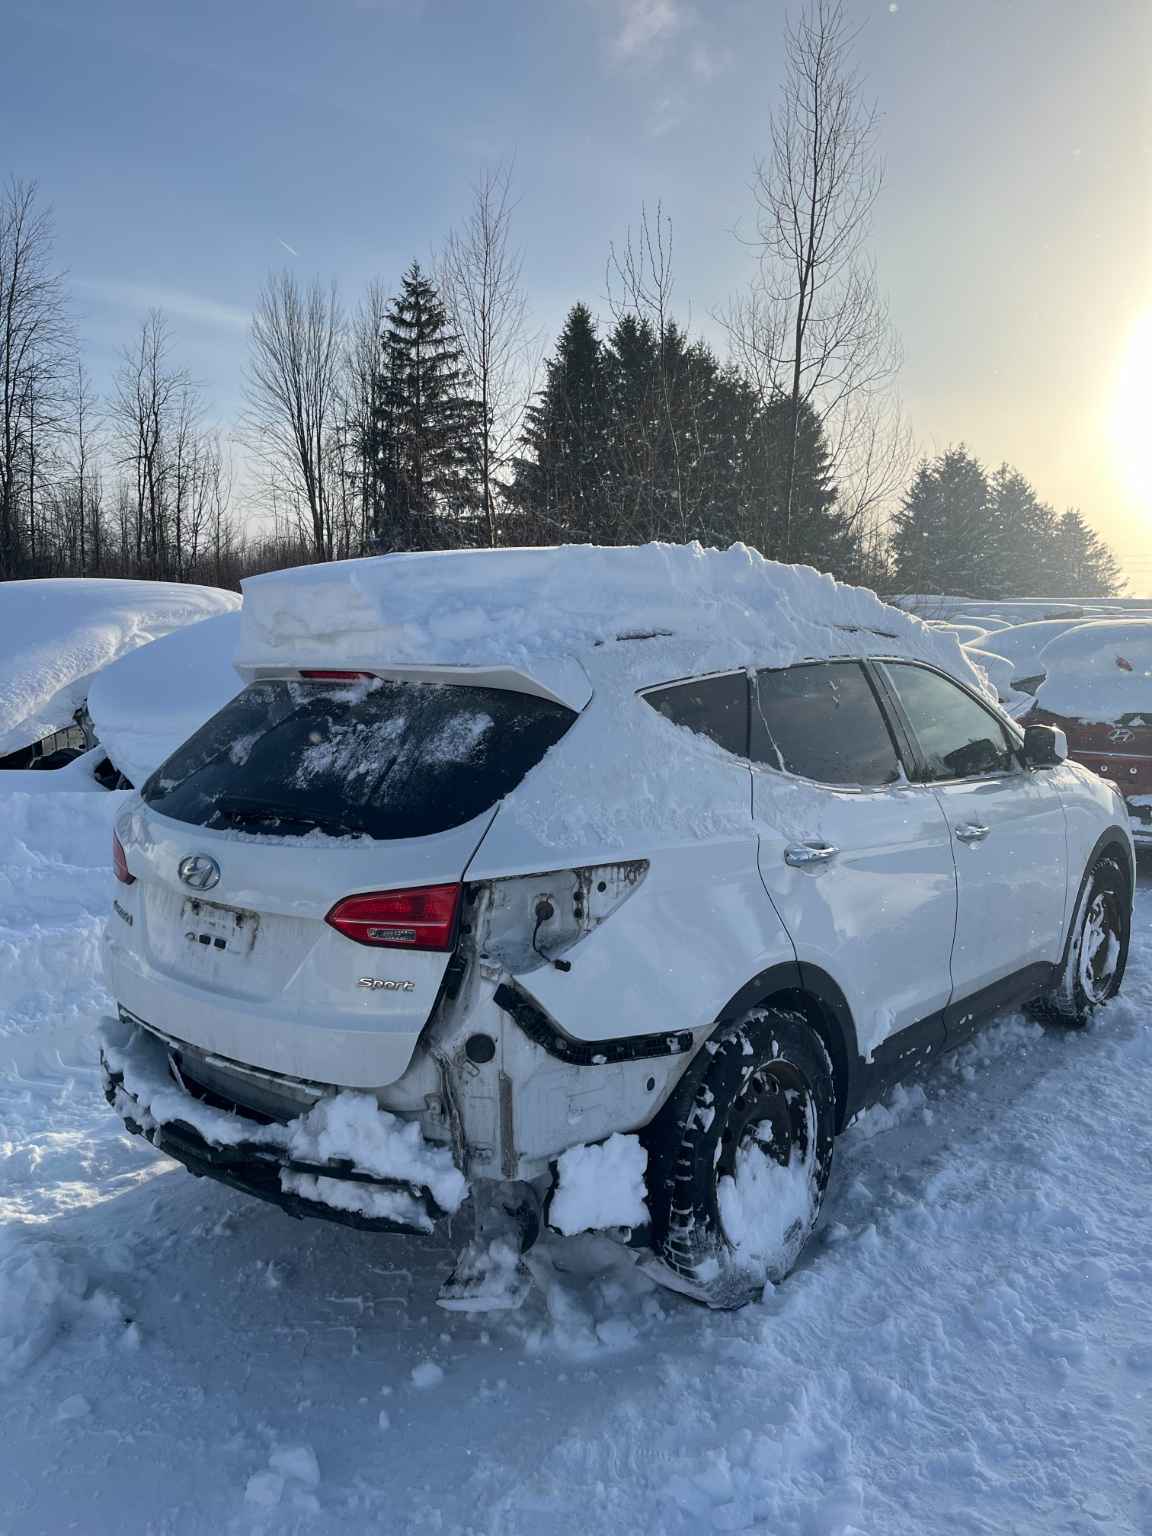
[960, 645, 1033, 718]
[1022, 619, 1152, 847]
[100, 545, 1134, 1312]
[86, 610, 244, 788]
[0, 578, 241, 781]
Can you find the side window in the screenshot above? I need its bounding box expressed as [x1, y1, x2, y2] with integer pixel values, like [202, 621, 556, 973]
[643, 672, 749, 757]
[751, 662, 901, 786]
[882, 663, 1015, 780]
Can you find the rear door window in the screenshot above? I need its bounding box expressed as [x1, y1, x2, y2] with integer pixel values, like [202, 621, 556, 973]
[643, 672, 749, 757]
[881, 662, 1016, 780]
[751, 662, 901, 786]
[143, 677, 577, 840]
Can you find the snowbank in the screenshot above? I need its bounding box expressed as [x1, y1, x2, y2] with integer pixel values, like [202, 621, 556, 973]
[238, 544, 994, 700]
[1032, 621, 1152, 723]
[86, 611, 243, 786]
[0, 578, 240, 757]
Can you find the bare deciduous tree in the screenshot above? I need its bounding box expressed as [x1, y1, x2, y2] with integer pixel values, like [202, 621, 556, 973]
[245, 271, 344, 562]
[441, 165, 536, 546]
[728, 0, 905, 557]
[110, 311, 195, 576]
[0, 178, 72, 576]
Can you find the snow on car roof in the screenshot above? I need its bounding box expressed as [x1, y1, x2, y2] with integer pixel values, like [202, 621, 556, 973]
[86, 610, 244, 787]
[1033, 619, 1152, 723]
[0, 578, 241, 758]
[238, 544, 992, 704]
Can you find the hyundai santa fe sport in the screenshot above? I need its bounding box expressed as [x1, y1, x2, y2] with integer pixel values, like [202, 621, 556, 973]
[100, 544, 1134, 1311]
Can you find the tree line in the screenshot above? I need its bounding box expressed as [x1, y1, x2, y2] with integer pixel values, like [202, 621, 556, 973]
[0, 1, 1123, 599]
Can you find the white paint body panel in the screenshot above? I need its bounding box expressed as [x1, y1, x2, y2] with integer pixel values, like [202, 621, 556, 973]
[931, 769, 1069, 997]
[104, 800, 494, 1087]
[753, 774, 957, 1056]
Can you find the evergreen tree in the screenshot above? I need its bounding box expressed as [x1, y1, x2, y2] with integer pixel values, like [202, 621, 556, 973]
[890, 447, 1123, 598]
[371, 263, 480, 551]
[508, 303, 609, 541]
[512, 300, 860, 575]
[889, 448, 1000, 595]
[1047, 509, 1124, 596]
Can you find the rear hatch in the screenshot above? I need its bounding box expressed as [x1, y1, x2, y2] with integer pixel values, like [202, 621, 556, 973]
[1037, 708, 1152, 815]
[126, 673, 577, 1055]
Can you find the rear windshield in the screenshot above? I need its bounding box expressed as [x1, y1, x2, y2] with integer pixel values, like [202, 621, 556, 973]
[142, 677, 577, 841]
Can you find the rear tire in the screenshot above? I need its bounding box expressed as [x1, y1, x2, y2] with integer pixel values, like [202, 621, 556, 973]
[644, 1008, 835, 1309]
[1036, 853, 1130, 1027]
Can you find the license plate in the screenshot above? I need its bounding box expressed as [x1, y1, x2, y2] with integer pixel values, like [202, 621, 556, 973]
[181, 897, 259, 957]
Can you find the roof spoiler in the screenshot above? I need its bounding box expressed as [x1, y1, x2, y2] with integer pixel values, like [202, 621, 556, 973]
[233, 656, 593, 712]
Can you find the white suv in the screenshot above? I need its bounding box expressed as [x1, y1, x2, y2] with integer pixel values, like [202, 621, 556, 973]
[101, 545, 1133, 1310]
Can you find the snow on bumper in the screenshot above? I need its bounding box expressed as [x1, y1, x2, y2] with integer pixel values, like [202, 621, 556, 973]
[98, 1017, 467, 1234]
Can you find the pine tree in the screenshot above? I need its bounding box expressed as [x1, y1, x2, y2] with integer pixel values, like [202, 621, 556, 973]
[889, 447, 1000, 595]
[508, 303, 608, 541]
[371, 263, 480, 551]
[889, 448, 1123, 598]
[510, 300, 859, 576]
[1047, 509, 1124, 596]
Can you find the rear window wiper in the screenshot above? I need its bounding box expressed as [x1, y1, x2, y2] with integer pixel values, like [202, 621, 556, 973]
[209, 795, 369, 839]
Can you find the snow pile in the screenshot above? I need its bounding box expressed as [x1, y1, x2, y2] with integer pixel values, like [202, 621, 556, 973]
[0, 578, 240, 757]
[238, 543, 993, 700]
[548, 1133, 649, 1236]
[86, 610, 243, 786]
[99, 1019, 467, 1229]
[0, 1231, 123, 1382]
[1032, 620, 1152, 723]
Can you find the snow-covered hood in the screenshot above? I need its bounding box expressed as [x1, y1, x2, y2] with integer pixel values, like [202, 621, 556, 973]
[238, 543, 993, 706]
[0, 579, 241, 757]
[85, 610, 244, 786]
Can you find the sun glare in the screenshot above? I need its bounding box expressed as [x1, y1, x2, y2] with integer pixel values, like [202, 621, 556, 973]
[1111, 307, 1152, 514]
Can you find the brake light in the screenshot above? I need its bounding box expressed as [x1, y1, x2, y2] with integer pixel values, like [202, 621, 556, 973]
[325, 884, 462, 950]
[112, 831, 136, 886]
[300, 670, 374, 681]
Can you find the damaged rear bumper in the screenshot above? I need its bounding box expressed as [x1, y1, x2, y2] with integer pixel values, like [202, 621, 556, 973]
[99, 1020, 461, 1236]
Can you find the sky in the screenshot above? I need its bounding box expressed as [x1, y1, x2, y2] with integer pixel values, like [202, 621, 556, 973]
[4, 0, 1150, 583]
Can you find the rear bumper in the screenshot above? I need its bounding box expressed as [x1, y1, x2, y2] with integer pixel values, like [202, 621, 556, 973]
[99, 1019, 459, 1236]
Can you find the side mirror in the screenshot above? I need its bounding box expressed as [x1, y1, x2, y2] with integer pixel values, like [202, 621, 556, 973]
[1022, 723, 1068, 768]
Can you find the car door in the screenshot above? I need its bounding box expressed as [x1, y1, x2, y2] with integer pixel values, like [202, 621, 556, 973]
[876, 661, 1069, 1037]
[751, 660, 958, 1072]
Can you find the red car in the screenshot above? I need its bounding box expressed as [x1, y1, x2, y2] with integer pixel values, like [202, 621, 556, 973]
[1024, 620, 1152, 846]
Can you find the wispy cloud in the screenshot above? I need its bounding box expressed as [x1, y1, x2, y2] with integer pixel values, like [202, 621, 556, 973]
[74, 279, 251, 335]
[608, 0, 688, 63]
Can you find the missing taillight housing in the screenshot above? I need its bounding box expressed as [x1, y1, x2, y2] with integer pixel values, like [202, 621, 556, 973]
[325, 883, 463, 950]
[112, 831, 136, 885]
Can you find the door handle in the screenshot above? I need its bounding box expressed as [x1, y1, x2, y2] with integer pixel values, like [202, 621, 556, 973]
[953, 822, 991, 843]
[785, 842, 840, 867]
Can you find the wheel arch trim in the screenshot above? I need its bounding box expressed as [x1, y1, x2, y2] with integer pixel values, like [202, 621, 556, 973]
[714, 960, 861, 1130]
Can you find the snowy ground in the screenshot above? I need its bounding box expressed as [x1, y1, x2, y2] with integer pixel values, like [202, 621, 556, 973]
[1, 790, 1150, 1536]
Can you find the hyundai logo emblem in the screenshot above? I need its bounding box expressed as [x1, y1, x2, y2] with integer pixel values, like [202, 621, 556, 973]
[178, 854, 221, 892]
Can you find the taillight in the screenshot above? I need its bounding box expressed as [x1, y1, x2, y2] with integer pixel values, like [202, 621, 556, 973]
[112, 831, 136, 885]
[325, 884, 462, 950]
